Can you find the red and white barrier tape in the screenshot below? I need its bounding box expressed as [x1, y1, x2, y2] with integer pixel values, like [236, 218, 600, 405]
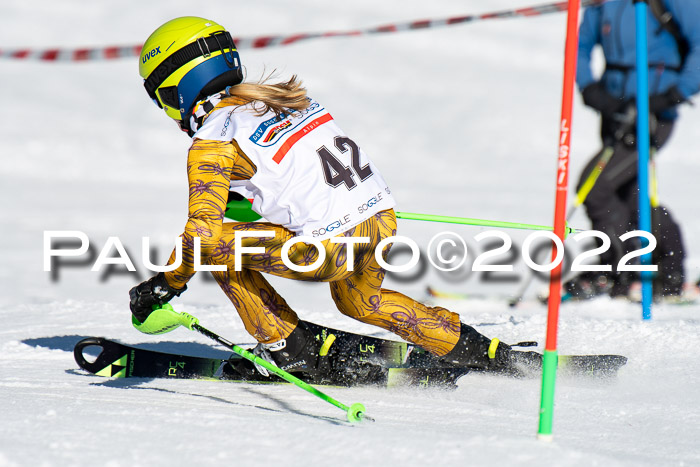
[1, 45, 143, 62]
[0, 0, 599, 62]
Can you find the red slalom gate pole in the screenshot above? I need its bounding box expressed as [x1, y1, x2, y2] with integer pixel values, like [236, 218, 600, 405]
[537, 0, 581, 441]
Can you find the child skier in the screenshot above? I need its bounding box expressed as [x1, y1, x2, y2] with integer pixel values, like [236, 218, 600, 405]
[129, 17, 515, 379]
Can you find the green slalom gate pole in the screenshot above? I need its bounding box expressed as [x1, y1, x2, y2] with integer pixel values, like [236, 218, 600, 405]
[395, 212, 578, 237]
[538, 0, 581, 441]
[138, 306, 372, 423]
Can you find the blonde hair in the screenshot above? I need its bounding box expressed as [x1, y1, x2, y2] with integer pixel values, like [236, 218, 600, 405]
[224, 73, 309, 118]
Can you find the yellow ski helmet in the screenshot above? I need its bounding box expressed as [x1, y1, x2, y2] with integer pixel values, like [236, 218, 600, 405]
[139, 17, 243, 133]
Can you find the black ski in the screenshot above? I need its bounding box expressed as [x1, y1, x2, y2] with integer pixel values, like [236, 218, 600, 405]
[74, 321, 627, 387]
[73, 336, 468, 388]
[479, 350, 629, 378]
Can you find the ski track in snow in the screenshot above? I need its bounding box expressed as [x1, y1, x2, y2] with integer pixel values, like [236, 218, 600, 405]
[1, 0, 700, 466]
[2, 299, 699, 466]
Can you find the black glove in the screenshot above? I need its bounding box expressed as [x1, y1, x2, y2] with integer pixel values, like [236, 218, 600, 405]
[649, 86, 685, 114]
[129, 272, 187, 323]
[608, 102, 638, 146]
[582, 82, 627, 117]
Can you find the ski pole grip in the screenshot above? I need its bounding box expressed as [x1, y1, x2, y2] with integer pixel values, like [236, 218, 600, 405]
[132, 303, 195, 335]
[178, 312, 199, 330]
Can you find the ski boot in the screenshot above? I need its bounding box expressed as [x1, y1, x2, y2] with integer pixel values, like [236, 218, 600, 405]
[261, 321, 386, 386]
[221, 321, 339, 384]
[655, 271, 684, 299]
[563, 272, 616, 300]
[628, 277, 699, 305]
[442, 323, 540, 376]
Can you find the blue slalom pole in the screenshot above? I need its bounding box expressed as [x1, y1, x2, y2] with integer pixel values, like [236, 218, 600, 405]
[634, 0, 653, 320]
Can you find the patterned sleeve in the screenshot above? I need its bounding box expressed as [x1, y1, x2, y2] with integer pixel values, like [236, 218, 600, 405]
[163, 139, 237, 289]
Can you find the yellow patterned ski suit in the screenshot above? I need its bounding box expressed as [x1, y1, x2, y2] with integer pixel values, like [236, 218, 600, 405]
[163, 136, 462, 356]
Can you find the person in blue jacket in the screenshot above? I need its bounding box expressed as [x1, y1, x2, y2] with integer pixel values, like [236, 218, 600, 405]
[567, 0, 700, 300]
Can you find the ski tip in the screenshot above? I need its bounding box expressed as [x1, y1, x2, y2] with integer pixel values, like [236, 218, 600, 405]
[557, 354, 629, 377]
[73, 337, 107, 373]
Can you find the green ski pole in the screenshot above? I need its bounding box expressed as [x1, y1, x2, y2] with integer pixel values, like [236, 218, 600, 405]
[134, 305, 371, 423]
[192, 322, 371, 423]
[395, 212, 578, 237]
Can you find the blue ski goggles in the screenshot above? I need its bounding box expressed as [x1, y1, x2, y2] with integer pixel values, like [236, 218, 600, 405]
[171, 51, 242, 120]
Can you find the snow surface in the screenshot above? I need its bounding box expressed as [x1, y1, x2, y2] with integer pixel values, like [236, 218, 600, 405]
[1, 1, 700, 466]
